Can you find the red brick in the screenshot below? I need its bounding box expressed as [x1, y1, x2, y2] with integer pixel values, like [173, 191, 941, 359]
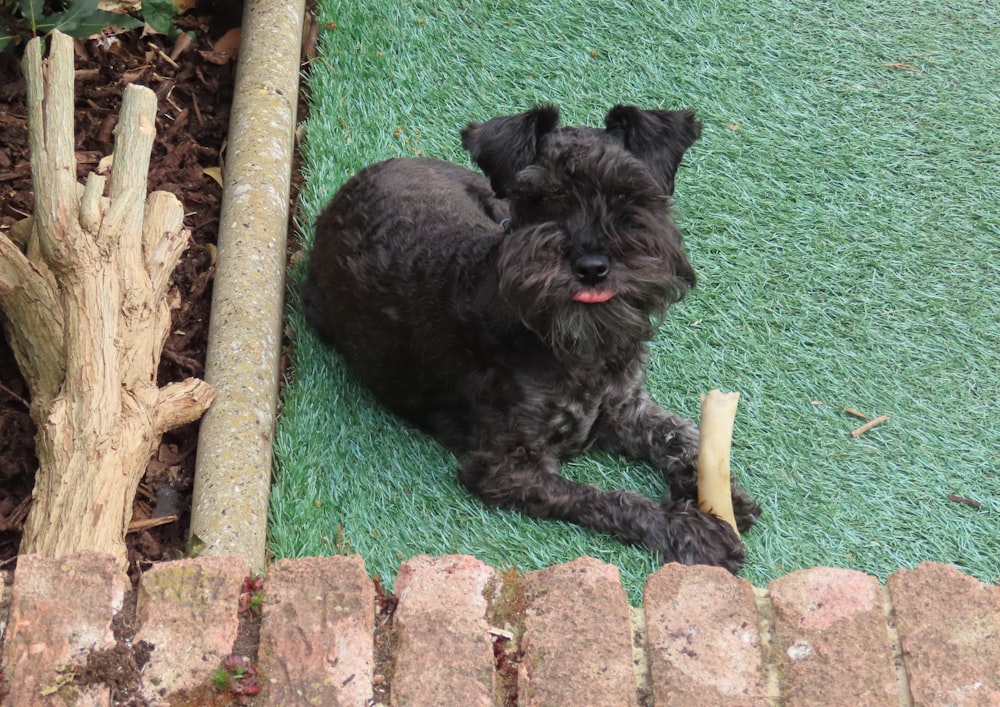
[887, 562, 1000, 705]
[769, 567, 897, 706]
[391, 555, 499, 707]
[519, 557, 637, 707]
[257, 555, 374, 707]
[1, 553, 125, 707]
[644, 563, 767, 705]
[134, 555, 247, 703]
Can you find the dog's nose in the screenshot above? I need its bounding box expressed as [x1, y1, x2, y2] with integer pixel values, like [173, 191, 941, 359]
[572, 254, 611, 284]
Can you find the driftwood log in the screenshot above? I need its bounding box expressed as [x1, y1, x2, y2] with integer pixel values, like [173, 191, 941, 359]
[0, 31, 215, 570]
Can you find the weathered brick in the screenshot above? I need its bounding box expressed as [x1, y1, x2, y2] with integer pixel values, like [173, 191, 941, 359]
[519, 557, 637, 707]
[887, 562, 1000, 706]
[134, 555, 247, 703]
[769, 567, 897, 706]
[257, 555, 374, 707]
[1, 553, 125, 707]
[645, 563, 767, 706]
[391, 555, 499, 707]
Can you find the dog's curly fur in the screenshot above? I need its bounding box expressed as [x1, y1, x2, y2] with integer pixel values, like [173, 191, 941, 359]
[302, 103, 761, 572]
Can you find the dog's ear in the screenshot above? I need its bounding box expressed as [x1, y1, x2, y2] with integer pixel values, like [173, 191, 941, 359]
[461, 104, 561, 197]
[604, 105, 702, 196]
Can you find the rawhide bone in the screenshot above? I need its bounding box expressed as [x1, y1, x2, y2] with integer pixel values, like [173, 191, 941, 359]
[697, 389, 741, 535]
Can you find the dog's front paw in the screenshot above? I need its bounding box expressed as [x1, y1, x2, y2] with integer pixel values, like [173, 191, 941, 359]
[644, 500, 746, 574]
[657, 419, 700, 495]
[732, 483, 763, 534]
[665, 418, 700, 462]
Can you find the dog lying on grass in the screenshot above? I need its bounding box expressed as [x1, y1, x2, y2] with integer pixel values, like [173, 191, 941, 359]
[302, 104, 760, 571]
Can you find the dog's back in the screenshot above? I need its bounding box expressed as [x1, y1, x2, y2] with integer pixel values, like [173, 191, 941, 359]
[302, 157, 509, 430]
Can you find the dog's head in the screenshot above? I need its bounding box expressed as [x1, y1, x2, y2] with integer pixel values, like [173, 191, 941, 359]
[461, 104, 700, 359]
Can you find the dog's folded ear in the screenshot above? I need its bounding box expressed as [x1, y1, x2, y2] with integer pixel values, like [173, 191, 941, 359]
[461, 104, 561, 198]
[604, 105, 702, 196]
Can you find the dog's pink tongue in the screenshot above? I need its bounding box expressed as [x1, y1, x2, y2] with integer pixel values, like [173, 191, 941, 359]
[573, 290, 616, 303]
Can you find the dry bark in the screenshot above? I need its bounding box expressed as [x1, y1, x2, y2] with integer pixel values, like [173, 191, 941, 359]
[0, 31, 215, 570]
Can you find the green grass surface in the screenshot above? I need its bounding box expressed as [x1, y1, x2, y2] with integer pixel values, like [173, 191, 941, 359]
[271, 0, 1000, 603]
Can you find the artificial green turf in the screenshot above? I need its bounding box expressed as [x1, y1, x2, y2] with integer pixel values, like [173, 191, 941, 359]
[271, 0, 1000, 603]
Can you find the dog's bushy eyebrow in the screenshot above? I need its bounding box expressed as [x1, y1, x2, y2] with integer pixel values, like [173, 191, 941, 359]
[461, 104, 561, 197]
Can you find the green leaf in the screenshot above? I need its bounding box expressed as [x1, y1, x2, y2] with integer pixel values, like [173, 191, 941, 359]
[18, 0, 44, 31]
[140, 0, 177, 37]
[0, 34, 18, 55]
[73, 9, 143, 37]
[45, 0, 99, 36]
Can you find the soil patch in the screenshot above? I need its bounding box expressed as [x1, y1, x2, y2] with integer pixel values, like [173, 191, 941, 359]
[73, 589, 151, 706]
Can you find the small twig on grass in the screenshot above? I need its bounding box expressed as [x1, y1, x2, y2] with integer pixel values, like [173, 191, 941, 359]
[849, 415, 891, 438]
[844, 407, 871, 421]
[946, 494, 982, 510]
[884, 62, 920, 72]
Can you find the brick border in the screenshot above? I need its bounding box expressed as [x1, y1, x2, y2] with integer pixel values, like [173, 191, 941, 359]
[0, 555, 997, 705]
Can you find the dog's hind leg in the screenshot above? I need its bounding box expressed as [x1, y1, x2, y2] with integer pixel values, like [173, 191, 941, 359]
[596, 393, 762, 533]
[457, 447, 745, 572]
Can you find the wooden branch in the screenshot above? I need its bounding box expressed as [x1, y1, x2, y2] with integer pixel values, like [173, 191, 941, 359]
[697, 389, 740, 535]
[23, 31, 78, 268]
[105, 84, 156, 257]
[127, 515, 180, 534]
[145, 191, 189, 298]
[110, 86, 162, 387]
[13, 31, 209, 570]
[154, 378, 217, 434]
[135, 190, 190, 386]
[25, 186, 80, 300]
[0, 234, 65, 403]
[79, 173, 107, 234]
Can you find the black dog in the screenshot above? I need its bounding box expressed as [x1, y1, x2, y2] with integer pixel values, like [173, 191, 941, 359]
[302, 104, 760, 572]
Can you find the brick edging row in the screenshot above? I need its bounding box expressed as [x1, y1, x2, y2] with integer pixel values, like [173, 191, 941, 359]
[1, 553, 997, 705]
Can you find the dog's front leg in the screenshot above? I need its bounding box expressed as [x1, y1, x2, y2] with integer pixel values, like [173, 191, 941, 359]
[596, 393, 762, 533]
[457, 446, 746, 572]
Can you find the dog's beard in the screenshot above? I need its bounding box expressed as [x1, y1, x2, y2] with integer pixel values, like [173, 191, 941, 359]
[532, 296, 657, 359]
[497, 226, 687, 360]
